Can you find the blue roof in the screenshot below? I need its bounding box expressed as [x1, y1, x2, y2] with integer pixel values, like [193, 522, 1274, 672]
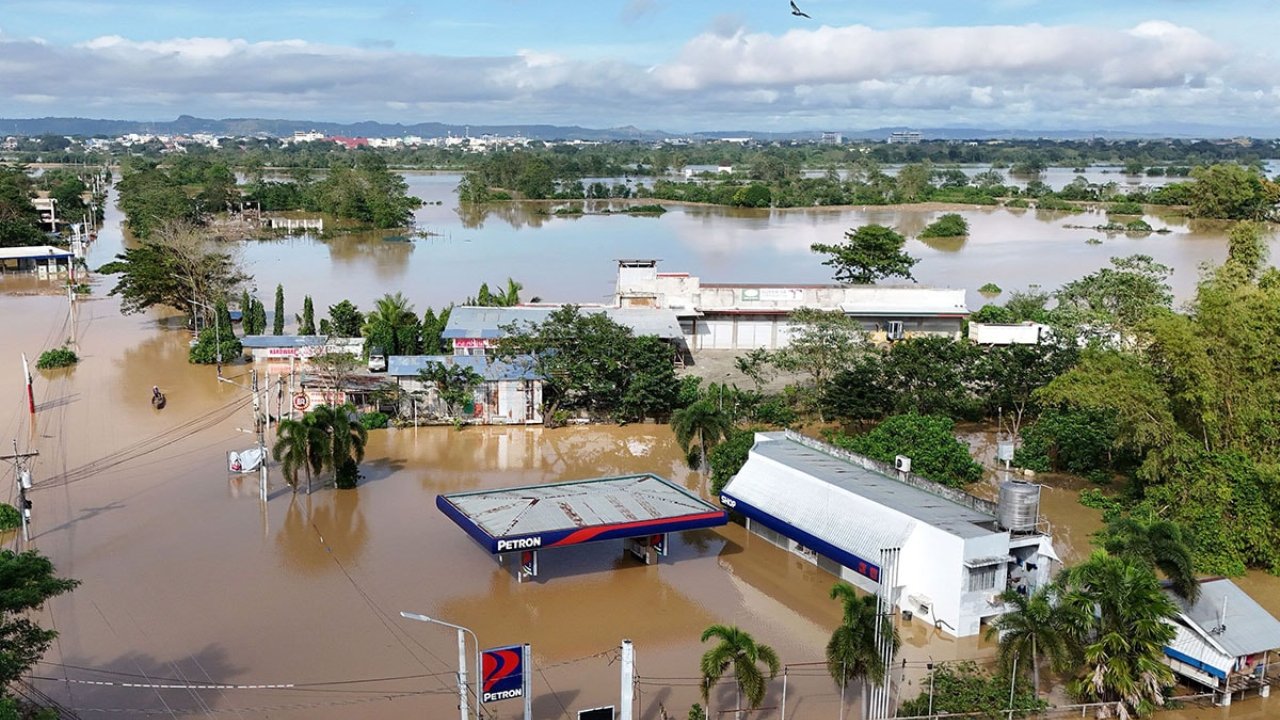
[240, 335, 330, 349]
[387, 355, 541, 382]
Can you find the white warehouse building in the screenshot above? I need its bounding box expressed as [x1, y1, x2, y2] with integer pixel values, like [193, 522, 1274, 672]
[721, 431, 1059, 638]
[613, 260, 968, 351]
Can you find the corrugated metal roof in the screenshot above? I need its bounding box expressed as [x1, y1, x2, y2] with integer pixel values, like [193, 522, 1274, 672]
[839, 288, 970, 316]
[0, 245, 73, 260]
[240, 335, 332, 349]
[1168, 578, 1280, 658]
[443, 474, 719, 538]
[387, 355, 541, 382]
[727, 454, 915, 563]
[442, 305, 685, 341]
[1164, 622, 1232, 680]
[744, 433, 1001, 539]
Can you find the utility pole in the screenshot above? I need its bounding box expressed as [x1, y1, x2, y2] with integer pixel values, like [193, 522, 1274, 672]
[1, 442, 38, 546]
[620, 639, 634, 720]
[21, 354, 35, 415]
[252, 369, 266, 502]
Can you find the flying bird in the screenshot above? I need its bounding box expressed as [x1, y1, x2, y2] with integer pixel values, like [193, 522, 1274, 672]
[790, 1, 812, 19]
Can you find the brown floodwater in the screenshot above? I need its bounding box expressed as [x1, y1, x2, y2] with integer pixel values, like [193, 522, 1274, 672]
[0, 185, 1276, 719]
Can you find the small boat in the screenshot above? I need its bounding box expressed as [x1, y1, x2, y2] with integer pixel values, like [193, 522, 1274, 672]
[151, 391, 166, 409]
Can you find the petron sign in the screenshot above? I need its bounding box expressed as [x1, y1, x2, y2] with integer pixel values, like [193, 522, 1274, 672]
[481, 645, 528, 704]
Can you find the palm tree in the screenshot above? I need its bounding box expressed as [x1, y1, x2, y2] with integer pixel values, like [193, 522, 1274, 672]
[1098, 517, 1199, 602]
[272, 417, 327, 494]
[985, 585, 1080, 697]
[309, 404, 368, 489]
[362, 292, 419, 356]
[1059, 552, 1178, 720]
[826, 584, 899, 720]
[699, 625, 780, 720]
[671, 399, 733, 471]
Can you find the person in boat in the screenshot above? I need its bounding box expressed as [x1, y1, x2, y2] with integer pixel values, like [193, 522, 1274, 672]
[152, 386, 162, 400]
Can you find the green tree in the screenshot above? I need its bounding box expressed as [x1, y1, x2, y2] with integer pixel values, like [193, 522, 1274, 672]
[421, 305, 453, 354]
[826, 584, 899, 720]
[898, 661, 1044, 720]
[824, 355, 894, 423]
[707, 428, 759, 497]
[307, 404, 369, 489]
[671, 399, 734, 471]
[98, 221, 249, 324]
[273, 284, 285, 335]
[418, 362, 485, 419]
[249, 298, 267, 336]
[1054, 255, 1172, 338]
[985, 585, 1080, 697]
[362, 292, 421, 356]
[189, 299, 242, 364]
[324, 300, 365, 338]
[1097, 517, 1199, 602]
[1187, 163, 1280, 221]
[880, 336, 983, 419]
[273, 416, 327, 494]
[0, 165, 44, 248]
[772, 308, 865, 419]
[832, 414, 982, 487]
[811, 225, 919, 284]
[1058, 553, 1177, 719]
[0, 550, 80, 688]
[919, 213, 969, 238]
[297, 295, 316, 335]
[698, 625, 780, 720]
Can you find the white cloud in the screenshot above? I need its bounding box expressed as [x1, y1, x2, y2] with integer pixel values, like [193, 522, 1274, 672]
[0, 20, 1275, 131]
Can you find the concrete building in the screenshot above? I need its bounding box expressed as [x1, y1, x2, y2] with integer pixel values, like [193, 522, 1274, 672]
[240, 336, 364, 367]
[388, 355, 544, 425]
[442, 305, 687, 357]
[614, 260, 968, 351]
[0, 245, 74, 276]
[1162, 578, 1280, 706]
[888, 131, 923, 144]
[721, 431, 1059, 638]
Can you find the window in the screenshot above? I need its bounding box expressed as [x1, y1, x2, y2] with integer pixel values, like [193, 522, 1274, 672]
[967, 565, 1000, 592]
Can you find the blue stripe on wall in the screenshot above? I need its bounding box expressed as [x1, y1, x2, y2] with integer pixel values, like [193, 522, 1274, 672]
[720, 492, 882, 582]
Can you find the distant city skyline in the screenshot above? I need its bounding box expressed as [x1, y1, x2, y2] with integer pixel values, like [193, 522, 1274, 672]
[1, 0, 1277, 132]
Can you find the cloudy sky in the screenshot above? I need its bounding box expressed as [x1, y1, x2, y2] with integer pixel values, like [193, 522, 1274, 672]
[1, 0, 1278, 132]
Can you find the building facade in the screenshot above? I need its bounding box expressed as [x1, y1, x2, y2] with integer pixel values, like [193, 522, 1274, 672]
[614, 260, 968, 351]
[441, 305, 687, 358]
[1162, 578, 1280, 705]
[721, 431, 1058, 638]
[388, 355, 544, 425]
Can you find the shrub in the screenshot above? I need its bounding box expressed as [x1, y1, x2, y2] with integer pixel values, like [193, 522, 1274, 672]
[36, 347, 78, 369]
[1013, 408, 1119, 475]
[919, 213, 969, 238]
[1034, 196, 1081, 212]
[1108, 200, 1144, 216]
[1004, 198, 1030, 209]
[831, 413, 983, 487]
[359, 411, 389, 430]
[898, 661, 1045, 719]
[1125, 219, 1154, 232]
[188, 330, 242, 365]
[978, 283, 1002, 295]
[0, 504, 20, 532]
[708, 428, 760, 498]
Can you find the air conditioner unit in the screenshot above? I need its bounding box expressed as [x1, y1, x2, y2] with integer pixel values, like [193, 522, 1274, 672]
[894, 455, 912, 473]
[886, 321, 905, 340]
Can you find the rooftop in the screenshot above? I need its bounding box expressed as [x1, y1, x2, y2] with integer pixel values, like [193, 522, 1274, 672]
[438, 474, 726, 552]
[0, 245, 73, 260]
[747, 432, 999, 539]
[387, 354, 541, 382]
[1171, 578, 1280, 658]
[442, 305, 685, 341]
[241, 335, 335, 349]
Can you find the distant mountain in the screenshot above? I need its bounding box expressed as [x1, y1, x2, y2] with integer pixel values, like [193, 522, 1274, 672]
[0, 116, 1268, 141]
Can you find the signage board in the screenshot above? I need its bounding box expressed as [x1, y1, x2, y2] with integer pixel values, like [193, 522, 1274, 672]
[578, 707, 615, 720]
[481, 645, 526, 704]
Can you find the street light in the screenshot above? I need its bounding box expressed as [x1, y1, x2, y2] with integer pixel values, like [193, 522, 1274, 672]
[400, 611, 481, 720]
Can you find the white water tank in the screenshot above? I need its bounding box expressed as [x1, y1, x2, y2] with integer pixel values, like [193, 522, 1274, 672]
[999, 481, 1040, 533]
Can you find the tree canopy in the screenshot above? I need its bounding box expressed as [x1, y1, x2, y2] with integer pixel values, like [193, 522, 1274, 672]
[811, 224, 919, 284]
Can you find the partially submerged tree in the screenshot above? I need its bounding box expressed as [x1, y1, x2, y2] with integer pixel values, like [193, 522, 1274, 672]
[99, 221, 249, 324]
[362, 292, 421, 356]
[811, 224, 919, 284]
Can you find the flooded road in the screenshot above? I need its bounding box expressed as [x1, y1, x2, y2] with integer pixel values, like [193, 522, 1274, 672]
[0, 183, 1276, 719]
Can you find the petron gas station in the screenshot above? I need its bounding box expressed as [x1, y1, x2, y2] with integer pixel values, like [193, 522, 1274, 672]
[437, 474, 727, 581]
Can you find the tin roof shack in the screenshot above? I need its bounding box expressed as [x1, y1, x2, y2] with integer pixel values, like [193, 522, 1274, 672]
[1162, 578, 1280, 706]
[296, 373, 392, 414]
[442, 305, 688, 360]
[721, 431, 1058, 638]
[613, 260, 968, 351]
[0, 245, 74, 277]
[388, 355, 543, 425]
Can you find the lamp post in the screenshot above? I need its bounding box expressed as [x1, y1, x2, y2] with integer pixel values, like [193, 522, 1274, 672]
[400, 611, 480, 720]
